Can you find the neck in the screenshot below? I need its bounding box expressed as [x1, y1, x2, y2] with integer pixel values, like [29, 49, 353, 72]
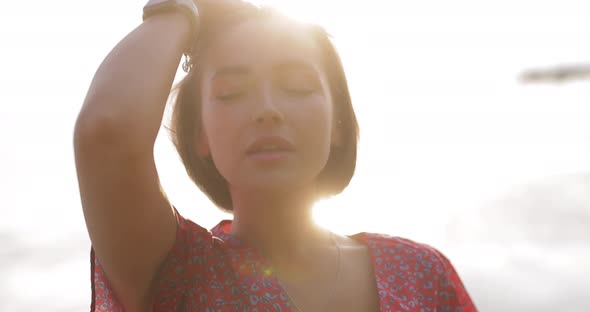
[229, 185, 332, 266]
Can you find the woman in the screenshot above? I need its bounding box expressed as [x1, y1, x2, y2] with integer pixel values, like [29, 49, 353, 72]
[74, 0, 477, 311]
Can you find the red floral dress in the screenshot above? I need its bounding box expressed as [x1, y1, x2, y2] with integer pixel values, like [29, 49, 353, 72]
[91, 211, 477, 311]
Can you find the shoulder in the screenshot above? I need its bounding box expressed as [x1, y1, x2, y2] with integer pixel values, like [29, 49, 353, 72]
[360, 232, 456, 284]
[172, 211, 217, 248]
[361, 233, 478, 311]
[363, 232, 449, 265]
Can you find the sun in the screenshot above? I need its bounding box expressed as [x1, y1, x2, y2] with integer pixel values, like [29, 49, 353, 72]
[312, 198, 353, 234]
[312, 193, 374, 236]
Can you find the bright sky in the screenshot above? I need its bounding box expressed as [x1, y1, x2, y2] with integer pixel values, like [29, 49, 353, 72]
[1, 0, 589, 310]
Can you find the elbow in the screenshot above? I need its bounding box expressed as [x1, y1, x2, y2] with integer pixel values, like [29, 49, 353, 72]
[73, 100, 144, 155]
[73, 113, 152, 161]
[74, 102, 124, 152]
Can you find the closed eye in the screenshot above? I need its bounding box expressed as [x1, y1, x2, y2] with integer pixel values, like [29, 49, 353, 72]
[278, 69, 320, 95]
[216, 90, 247, 101]
[212, 74, 250, 101]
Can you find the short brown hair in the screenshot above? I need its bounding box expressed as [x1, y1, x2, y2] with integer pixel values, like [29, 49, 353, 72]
[167, 4, 359, 212]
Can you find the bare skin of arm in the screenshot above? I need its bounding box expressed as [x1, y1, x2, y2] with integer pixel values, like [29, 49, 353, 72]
[74, 12, 191, 312]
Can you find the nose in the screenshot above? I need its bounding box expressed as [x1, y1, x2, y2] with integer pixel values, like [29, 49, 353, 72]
[252, 84, 284, 125]
[253, 107, 284, 125]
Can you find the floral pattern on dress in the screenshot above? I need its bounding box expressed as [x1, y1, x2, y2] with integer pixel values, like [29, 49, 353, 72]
[90, 212, 477, 312]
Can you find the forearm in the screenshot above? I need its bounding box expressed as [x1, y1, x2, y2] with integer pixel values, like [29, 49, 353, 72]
[76, 12, 191, 152]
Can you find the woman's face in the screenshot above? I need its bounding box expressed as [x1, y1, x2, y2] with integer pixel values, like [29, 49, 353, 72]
[199, 18, 338, 195]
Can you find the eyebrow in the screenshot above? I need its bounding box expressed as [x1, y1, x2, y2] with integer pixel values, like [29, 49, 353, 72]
[212, 60, 318, 80]
[275, 60, 317, 73]
[212, 66, 251, 80]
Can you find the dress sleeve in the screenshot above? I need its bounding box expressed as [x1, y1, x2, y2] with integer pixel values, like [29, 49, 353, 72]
[435, 250, 478, 312]
[90, 208, 213, 312]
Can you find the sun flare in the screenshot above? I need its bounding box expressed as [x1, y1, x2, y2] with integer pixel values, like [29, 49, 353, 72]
[248, 0, 332, 25]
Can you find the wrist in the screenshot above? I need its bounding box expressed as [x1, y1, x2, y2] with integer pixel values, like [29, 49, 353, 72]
[143, 11, 193, 48]
[143, 0, 200, 58]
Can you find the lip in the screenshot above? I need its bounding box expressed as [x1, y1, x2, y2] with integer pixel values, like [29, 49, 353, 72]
[246, 136, 296, 155]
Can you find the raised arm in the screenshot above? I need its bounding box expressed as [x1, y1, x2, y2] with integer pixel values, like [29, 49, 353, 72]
[74, 11, 191, 312]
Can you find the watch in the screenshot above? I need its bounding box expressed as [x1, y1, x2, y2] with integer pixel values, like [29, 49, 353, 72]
[142, 0, 200, 57]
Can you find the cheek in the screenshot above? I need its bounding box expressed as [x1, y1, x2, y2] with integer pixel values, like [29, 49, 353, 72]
[201, 101, 250, 175]
[293, 96, 334, 153]
[203, 112, 234, 153]
[301, 95, 333, 128]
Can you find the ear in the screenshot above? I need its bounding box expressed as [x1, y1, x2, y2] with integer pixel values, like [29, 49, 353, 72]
[331, 119, 344, 148]
[197, 129, 211, 157]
